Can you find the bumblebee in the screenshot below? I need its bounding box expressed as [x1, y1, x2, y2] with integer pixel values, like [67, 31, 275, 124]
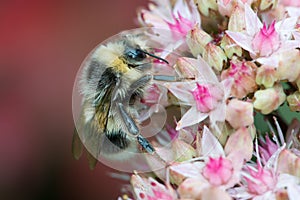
[72, 33, 178, 168]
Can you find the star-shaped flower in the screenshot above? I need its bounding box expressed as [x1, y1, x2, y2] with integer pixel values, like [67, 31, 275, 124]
[165, 57, 232, 130]
[138, 0, 200, 40]
[226, 4, 299, 66]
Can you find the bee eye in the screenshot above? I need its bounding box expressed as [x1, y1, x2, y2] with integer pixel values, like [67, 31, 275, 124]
[125, 49, 146, 61]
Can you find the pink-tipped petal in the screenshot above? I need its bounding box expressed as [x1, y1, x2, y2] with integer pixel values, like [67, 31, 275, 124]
[176, 106, 208, 130]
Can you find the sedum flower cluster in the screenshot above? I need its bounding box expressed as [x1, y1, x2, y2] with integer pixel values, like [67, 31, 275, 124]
[115, 0, 300, 199]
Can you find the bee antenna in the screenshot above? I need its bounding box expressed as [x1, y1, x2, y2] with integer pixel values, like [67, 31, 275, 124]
[141, 50, 169, 64]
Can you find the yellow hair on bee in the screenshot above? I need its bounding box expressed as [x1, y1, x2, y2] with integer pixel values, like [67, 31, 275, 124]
[93, 42, 124, 65]
[93, 41, 130, 73]
[111, 58, 129, 73]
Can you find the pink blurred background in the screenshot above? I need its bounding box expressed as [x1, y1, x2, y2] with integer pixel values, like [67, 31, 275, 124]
[0, 0, 147, 199]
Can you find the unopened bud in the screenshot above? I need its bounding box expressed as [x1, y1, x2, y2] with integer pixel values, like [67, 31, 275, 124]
[253, 84, 286, 114]
[194, 0, 218, 17]
[186, 26, 213, 56]
[259, 0, 278, 11]
[278, 50, 300, 82]
[226, 99, 254, 129]
[287, 91, 300, 112]
[203, 43, 227, 71]
[221, 59, 257, 98]
[228, 5, 245, 32]
[256, 65, 278, 88]
[175, 57, 199, 79]
[220, 34, 242, 58]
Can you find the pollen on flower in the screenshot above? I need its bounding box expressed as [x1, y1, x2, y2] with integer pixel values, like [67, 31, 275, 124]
[202, 156, 233, 186]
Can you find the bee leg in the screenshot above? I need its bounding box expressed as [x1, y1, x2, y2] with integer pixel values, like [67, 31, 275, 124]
[112, 75, 152, 102]
[128, 75, 152, 93]
[117, 103, 156, 154]
[137, 135, 155, 153]
[153, 75, 183, 82]
[117, 103, 139, 135]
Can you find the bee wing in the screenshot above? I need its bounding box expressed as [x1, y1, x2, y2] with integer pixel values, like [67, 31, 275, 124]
[73, 69, 117, 166]
[71, 128, 83, 160]
[72, 126, 98, 169]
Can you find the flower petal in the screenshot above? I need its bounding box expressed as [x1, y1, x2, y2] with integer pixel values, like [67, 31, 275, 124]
[275, 17, 298, 40]
[244, 3, 262, 36]
[226, 31, 255, 54]
[176, 106, 208, 130]
[165, 82, 195, 103]
[202, 126, 225, 157]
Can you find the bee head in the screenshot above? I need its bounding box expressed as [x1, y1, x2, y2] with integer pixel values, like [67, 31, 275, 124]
[122, 36, 168, 65]
[124, 46, 147, 62]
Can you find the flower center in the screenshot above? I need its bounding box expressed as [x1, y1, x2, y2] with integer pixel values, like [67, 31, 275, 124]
[191, 83, 222, 113]
[202, 156, 233, 186]
[246, 165, 277, 195]
[252, 21, 280, 57]
[167, 13, 193, 39]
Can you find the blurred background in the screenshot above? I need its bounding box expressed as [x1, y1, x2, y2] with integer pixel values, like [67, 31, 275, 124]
[0, 0, 147, 199]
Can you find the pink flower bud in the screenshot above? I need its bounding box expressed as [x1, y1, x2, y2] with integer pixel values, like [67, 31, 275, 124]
[175, 57, 200, 79]
[280, 0, 300, 6]
[278, 50, 300, 82]
[221, 60, 257, 98]
[277, 149, 300, 177]
[226, 99, 254, 129]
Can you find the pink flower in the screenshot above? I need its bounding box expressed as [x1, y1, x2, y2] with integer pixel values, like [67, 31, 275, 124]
[202, 156, 234, 186]
[280, 0, 300, 7]
[259, 135, 279, 161]
[171, 126, 253, 198]
[191, 83, 223, 113]
[165, 57, 232, 130]
[245, 165, 277, 195]
[131, 174, 177, 200]
[221, 59, 257, 98]
[252, 21, 280, 57]
[138, 0, 200, 40]
[226, 99, 254, 129]
[142, 84, 169, 107]
[226, 4, 299, 66]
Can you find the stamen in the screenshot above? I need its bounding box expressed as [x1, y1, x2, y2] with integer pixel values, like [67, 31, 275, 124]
[273, 117, 285, 146]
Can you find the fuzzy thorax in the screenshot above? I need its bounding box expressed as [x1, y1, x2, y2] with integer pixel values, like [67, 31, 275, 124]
[111, 58, 129, 73]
